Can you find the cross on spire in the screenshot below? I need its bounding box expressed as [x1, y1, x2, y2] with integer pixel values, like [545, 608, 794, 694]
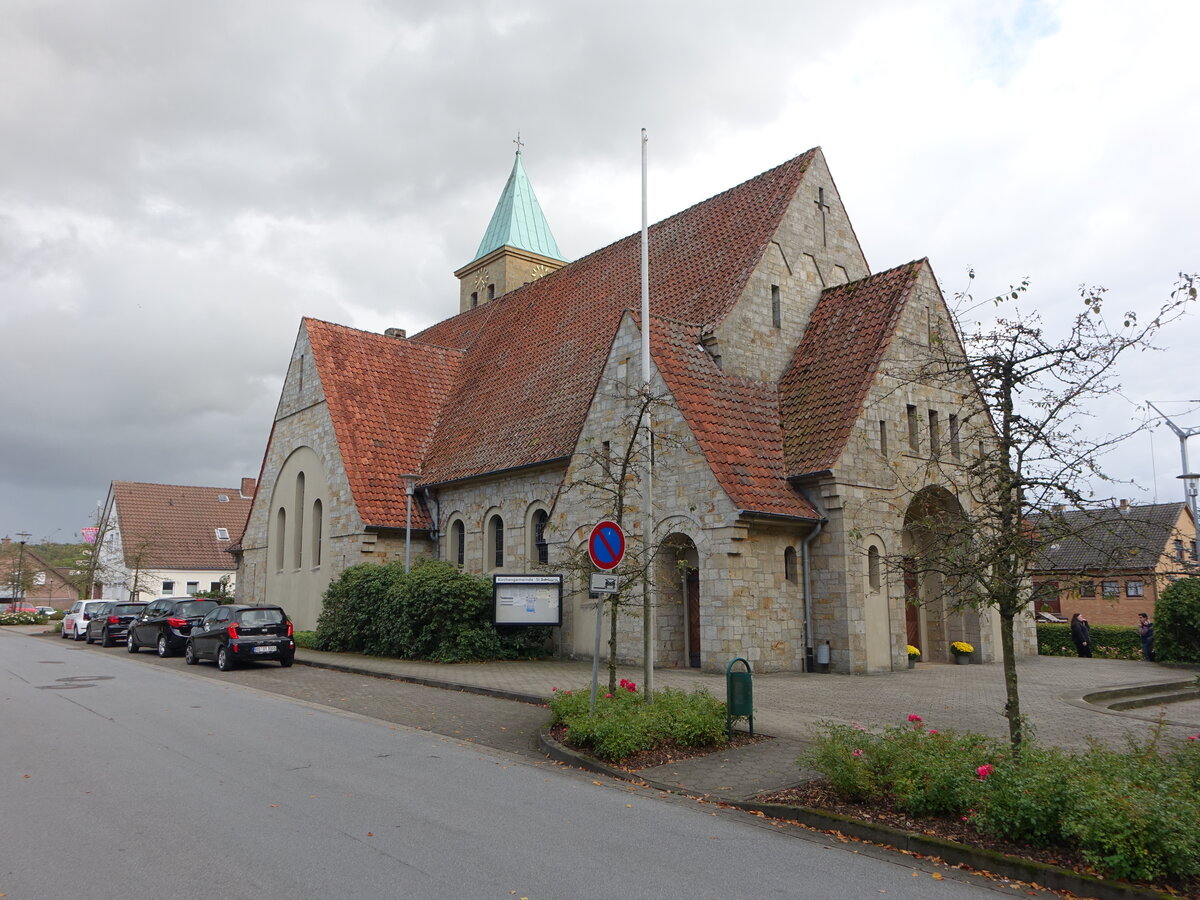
[513, 132, 524, 154]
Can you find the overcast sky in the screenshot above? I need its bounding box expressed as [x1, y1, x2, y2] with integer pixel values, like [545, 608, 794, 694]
[2, 0, 1198, 543]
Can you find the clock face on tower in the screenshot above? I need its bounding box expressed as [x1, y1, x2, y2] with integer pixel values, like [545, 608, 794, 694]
[530, 263, 551, 281]
[474, 269, 491, 292]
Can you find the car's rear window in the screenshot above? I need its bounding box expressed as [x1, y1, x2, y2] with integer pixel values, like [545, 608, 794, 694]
[237, 608, 286, 626]
[177, 600, 218, 617]
[112, 604, 144, 615]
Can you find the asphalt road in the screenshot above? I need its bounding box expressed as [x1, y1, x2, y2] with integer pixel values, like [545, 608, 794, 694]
[3, 629, 1034, 899]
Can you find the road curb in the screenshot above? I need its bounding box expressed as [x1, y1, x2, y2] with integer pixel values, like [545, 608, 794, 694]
[537, 731, 1175, 900]
[294, 656, 546, 706]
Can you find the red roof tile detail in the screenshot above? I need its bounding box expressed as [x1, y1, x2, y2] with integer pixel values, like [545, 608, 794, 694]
[779, 261, 925, 476]
[651, 316, 819, 519]
[305, 319, 461, 528]
[111, 481, 253, 570]
[412, 150, 818, 485]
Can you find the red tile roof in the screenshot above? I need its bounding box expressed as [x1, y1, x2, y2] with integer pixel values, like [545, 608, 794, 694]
[779, 260, 925, 476]
[305, 318, 461, 529]
[650, 315, 819, 519]
[111, 481, 253, 570]
[413, 150, 818, 486]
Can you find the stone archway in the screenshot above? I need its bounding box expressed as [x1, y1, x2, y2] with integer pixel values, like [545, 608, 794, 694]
[902, 486, 980, 662]
[656, 533, 700, 668]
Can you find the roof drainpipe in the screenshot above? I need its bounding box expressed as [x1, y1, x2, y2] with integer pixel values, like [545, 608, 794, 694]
[799, 494, 827, 674]
[423, 488, 440, 560]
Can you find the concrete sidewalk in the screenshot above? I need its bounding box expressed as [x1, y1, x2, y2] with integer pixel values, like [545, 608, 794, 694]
[295, 647, 1200, 800]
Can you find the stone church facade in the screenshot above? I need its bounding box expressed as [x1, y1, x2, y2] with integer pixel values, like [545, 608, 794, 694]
[236, 147, 1038, 672]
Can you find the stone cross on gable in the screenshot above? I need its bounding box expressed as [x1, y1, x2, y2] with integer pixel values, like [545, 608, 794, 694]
[815, 186, 831, 247]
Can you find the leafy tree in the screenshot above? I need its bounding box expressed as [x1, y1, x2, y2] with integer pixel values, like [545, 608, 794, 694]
[1154, 576, 1200, 664]
[894, 272, 1196, 749]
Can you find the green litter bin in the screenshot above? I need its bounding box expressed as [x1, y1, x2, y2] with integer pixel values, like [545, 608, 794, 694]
[725, 657, 754, 739]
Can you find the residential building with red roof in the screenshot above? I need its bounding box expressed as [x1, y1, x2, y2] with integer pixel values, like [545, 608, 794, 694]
[95, 480, 254, 602]
[237, 147, 1038, 672]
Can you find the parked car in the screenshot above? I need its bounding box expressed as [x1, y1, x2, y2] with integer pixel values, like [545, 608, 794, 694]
[61, 600, 111, 640]
[185, 605, 295, 670]
[127, 598, 219, 657]
[85, 601, 147, 647]
[35, 606, 57, 616]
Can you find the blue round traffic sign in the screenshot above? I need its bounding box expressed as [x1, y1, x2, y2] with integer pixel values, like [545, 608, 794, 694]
[588, 520, 626, 570]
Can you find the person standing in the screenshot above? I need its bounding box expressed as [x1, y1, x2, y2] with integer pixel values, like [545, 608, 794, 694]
[1070, 612, 1092, 658]
[1137, 612, 1155, 661]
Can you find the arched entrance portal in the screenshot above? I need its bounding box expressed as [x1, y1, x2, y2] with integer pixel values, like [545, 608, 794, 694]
[902, 486, 981, 663]
[656, 534, 700, 668]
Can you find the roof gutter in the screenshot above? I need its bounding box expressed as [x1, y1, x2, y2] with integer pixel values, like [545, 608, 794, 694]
[419, 455, 572, 491]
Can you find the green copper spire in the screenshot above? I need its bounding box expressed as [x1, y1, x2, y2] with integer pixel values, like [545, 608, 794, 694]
[473, 151, 565, 262]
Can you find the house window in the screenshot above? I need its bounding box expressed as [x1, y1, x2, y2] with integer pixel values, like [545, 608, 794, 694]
[210, 582, 222, 593]
[451, 520, 465, 567]
[906, 405, 919, 451]
[771, 285, 781, 329]
[294, 472, 306, 570]
[311, 499, 323, 567]
[532, 510, 549, 565]
[784, 547, 798, 584]
[1192, 541, 1198, 561]
[215, 527, 230, 541]
[867, 546, 881, 591]
[487, 514, 504, 570]
[186, 582, 199, 595]
[275, 508, 286, 572]
[218, 494, 229, 503]
[948, 414, 961, 459]
[1079, 581, 1096, 597]
[161, 580, 175, 595]
[1126, 580, 1144, 597]
[928, 410, 940, 456]
[471, 292, 478, 308]
[1101, 581, 1119, 597]
[1034, 581, 1061, 614]
[1175, 539, 1185, 561]
[879, 421, 888, 457]
[34, 571, 46, 585]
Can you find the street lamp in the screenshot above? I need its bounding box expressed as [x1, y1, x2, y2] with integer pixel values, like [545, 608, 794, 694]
[14, 531, 31, 612]
[402, 476, 418, 573]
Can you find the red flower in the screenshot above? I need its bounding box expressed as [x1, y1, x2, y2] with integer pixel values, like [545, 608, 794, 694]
[976, 764, 994, 781]
[604, 693, 613, 699]
[907, 714, 922, 723]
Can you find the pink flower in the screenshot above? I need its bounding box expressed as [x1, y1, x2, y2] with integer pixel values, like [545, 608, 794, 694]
[928, 729, 939, 735]
[551, 687, 557, 692]
[907, 714, 922, 723]
[851, 721, 867, 732]
[851, 748, 864, 758]
[976, 764, 994, 781]
[604, 693, 613, 699]
[564, 690, 573, 696]
[1189, 734, 1199, 741]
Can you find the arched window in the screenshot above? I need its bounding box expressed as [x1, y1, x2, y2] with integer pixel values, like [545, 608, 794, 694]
[784, 546, 798, 584]
[487, 514, 504, 570]
[311, 499, 323, 568]
[451, 519, 465, 567]
[275, 508, 286, 573]
[868, 546, 881, 591]
[532, 510, 549, 565]
[293, 471, 305, 569]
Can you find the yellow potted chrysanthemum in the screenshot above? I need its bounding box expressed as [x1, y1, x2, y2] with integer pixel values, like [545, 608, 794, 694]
[950, 640, 974, 664]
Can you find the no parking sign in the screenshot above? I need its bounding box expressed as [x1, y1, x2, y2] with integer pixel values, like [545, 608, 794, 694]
[587, 520, 626, 570]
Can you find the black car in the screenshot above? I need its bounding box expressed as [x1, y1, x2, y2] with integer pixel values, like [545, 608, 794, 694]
[185, 605, 295, 670]
[85, 601, 147, 647]
[127, 597, 219, 657]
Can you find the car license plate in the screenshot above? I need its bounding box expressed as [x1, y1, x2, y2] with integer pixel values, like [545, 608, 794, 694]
[253, 646, 276, 654]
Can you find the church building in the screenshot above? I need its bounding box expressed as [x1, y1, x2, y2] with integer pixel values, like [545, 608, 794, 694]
[235, 146, 1038, 673]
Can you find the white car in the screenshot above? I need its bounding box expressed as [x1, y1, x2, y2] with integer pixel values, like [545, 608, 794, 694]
[61, 600, 109, 640]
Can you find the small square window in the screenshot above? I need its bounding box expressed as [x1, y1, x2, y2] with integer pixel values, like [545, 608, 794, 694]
[186, 582, 200, 595]
[161, 581, 175, 595]
[1101, 581, 1119, 597]
[215, 527, 230, 541]
[1079, 582, 1095, 598]
[217, 494, 229, 503]
[1126, 580, 1144, 597]
[210, 581, 222, 593]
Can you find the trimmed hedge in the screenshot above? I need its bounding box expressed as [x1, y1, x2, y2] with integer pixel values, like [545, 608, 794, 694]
[1036, 623, 1142, 660]
[315, 559, 549, 663]
[1156, 577, 1200, 664]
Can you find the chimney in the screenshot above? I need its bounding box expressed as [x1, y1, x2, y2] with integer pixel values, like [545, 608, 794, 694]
[1119, 499, 1129, 512]
[241, 478, 257, 499]
[385, 328, 407, 339]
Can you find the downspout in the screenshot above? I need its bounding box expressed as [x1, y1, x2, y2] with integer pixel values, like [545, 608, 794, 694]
[800, 493, 828, 673]
[423, 488, 440, 560]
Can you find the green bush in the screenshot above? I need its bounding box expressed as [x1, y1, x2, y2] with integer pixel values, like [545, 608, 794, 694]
[804, 717, 1200, 883]
[548, 683, 730, 763]
[315, 559, 549, 662]
[1036, 623, 1141, 659]
[292, 630, 317, 650]
[0, 611, 45, 626]
[1155, 577, 1200, 664]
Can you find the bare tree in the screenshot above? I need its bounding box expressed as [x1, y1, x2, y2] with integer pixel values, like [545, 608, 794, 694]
[891, 272, 1196, 749]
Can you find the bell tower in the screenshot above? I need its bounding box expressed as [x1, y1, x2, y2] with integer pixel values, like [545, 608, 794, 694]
[455, 145, 567, 313]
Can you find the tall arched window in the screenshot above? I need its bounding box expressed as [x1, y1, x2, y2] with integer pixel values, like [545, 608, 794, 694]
[487, 514, 504, 570]
[868, 546, 881, 592]
[275, 508, 286, 573]
[532, 510, 549, 565]
[311, 499, 323, 568]
[784, 546, 798, 584]
[451, 519, 465, 567]
[293, 471, 305, 569]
